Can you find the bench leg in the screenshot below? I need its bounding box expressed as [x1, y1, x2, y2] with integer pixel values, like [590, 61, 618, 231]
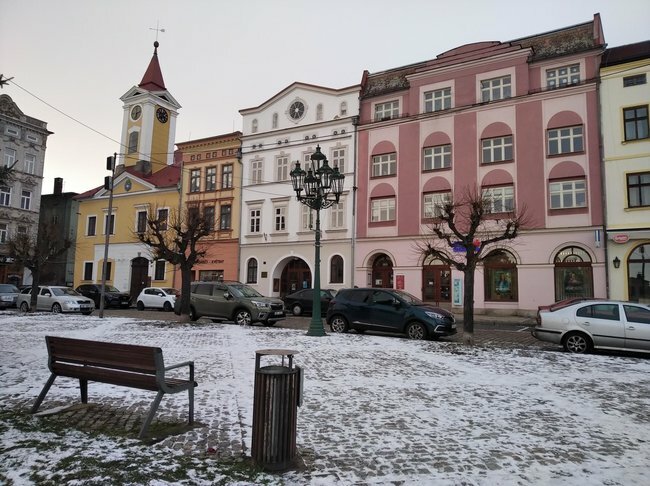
[139, 390, 164, 439]
[31, 374, 57, 414]
[188, 386, 194, 425]
[80, 379, 88, 403]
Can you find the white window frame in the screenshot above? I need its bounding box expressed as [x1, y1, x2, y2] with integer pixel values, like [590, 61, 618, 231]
[221, 164, 233, 189]
[331, 147, 346, 173]
[371, 153, 397, 177]
[5, 126, 19, 137]
[482, 186, 515, 213]
[424, 87, 451, 112]
[549, 179, 587, 209]
[547, 126, 584, 155]
[274, 205, 287, 232]
[374, 100, 399, 121]
[423, 192, 451, 218]
[24, 153, 36, 174]
[482, 136, 513, 163]
[26, 133, 39, 143]
[0, 186, 10, 206]
[190, 168, 201, 192]
[481, 75, 512, 102]
[251, 160, 263, 184]
[0, 223, 7, 243]
[205, 166, 216, 191]
[20, 190, 31, 210]
[3, 148, 16, 168]
[423, 145, 451, 170]
[301, 205, 312, 231]
[276, 156, 289, 181]
[546, 64, 580, 89]
[371, 197, 396, 222]
[249, 207, 261, 234]
[329, 201, 345, 229]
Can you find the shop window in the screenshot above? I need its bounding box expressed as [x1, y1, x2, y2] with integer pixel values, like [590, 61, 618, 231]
[553, 246, 594, 301]
[484, 250, 518, 301]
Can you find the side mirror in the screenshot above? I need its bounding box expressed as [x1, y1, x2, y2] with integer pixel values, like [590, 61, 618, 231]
[223, 291, 232, 300]
[43, 292, 51, 297]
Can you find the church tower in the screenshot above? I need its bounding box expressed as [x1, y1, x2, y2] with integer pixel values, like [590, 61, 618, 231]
[118, 41, 181, 175]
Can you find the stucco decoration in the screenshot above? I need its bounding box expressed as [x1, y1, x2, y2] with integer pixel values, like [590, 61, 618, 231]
[516, 22, 597, 61]
[370, 140, 397, 156]
[369, 182, 396, 199]
[481, 169, 513, 187]
[422, 176, 452, 193]
[481, 122, 513, 139]
[548, 161, 585, 180]
[547, 110, 583, 129]
[422, 131, 451, 148]
[0, 94, 23, 119]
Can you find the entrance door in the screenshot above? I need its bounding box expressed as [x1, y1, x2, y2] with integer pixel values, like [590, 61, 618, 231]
[281, 259, 311, 297]
[130, 257, 150, 302]
[422, 265, 451, 303]
[372, 254, 393, 288]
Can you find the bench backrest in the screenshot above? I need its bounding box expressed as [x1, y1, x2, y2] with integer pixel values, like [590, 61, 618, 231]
[45, 336, 163, 375]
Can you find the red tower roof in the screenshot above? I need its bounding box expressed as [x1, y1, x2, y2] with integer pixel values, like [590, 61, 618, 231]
[138, 41, 166, 91]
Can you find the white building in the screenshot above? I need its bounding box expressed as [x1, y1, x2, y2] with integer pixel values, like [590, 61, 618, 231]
[239, 82, 360, 297]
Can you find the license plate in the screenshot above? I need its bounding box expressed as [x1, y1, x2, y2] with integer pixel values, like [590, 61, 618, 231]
[451, 324, 457, 329]
[274, 311, 284, 316]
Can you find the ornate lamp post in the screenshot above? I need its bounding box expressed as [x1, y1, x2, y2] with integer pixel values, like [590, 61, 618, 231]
[290, 145, 344, 336]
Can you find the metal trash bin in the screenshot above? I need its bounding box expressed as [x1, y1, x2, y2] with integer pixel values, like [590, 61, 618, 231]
[251, 349, 302, 471]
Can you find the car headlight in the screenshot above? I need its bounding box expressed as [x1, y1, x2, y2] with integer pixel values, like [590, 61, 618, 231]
[251, 300, 270, 309]
[425, 311, 445, 320]
[0, 296, 13, 301]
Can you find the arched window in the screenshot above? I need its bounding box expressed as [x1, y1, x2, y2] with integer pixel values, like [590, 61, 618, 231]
[628, 243, 650, 302]
[554, 246, 593, 301]
[330, 255, 344, 283]
[272, 113, 278, 129]
[246, 258, 258, 284]
[372, 254, 393, 288]
[252, 119, 258, 133]
[484, 250, 518, 301]
[316, 103, 323, 121]
[128, 131, 139, 154]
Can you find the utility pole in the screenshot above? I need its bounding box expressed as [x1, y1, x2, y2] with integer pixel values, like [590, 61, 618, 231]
[99, 153, 117, 318]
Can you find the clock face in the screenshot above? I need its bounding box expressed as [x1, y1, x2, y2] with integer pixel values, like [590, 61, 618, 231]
[156, 107, 168, 123]
[289, 100, 305, 120]
[130, 105, 142, 121]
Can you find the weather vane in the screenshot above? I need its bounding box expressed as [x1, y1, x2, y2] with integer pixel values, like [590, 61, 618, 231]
[149, 21, 166, 41]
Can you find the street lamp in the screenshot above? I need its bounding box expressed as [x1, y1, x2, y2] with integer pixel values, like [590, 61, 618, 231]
[290, 145, 344, 336]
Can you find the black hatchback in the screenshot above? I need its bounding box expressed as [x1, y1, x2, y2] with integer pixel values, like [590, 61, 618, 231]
[326, 288, 456, 340]
[75, 284, 131, 308]
[282, 288, 337, 316]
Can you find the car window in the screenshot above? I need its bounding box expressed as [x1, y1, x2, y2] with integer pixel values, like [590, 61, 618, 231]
[624, 305, 650, 324]
[393, 290, 423, 305]
[0, 284, 19, 292]
[53, 288, 80, 296]
[577, 304, 619, 320]
[342, 290, 370, 303]
[194, 283, 213, 296]
[229, 284, 263, 298]
[163, 288, 179, 296]
[105, 285, 120, 292]
[145, 288, 156, 295]
[371, 291, 395, 305]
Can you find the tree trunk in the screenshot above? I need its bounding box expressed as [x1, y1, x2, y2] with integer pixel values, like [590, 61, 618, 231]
[176, 263, 193, 319]
[29, 268, 40, 313]
[462, 263, 475, 346]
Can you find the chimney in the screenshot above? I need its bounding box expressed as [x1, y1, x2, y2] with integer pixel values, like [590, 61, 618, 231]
[53, 177, 63, 195]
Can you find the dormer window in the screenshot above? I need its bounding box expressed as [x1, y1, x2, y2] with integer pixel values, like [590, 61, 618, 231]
[546, 64, 580, 89]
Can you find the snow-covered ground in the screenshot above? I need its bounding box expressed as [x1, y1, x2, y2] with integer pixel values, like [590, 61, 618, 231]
[1, 313, 649, 485]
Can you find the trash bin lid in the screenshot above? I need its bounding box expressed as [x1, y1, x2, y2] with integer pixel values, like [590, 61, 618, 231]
[255, 349, 298, 357]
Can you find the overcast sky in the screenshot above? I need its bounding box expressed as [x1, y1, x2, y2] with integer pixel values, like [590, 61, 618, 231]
[2, 0, 649, 194]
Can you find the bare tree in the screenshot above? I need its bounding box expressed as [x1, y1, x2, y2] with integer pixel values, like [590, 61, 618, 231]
[416, 186, 529, 345]
[136, 206, 214, 320]
[8, 222, 72, 311]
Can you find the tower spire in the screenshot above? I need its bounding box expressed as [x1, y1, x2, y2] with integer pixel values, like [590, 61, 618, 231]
[138, 41, 166, 91]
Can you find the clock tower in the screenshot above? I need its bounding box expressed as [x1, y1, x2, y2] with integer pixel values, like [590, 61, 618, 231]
[118, 41, 181, 175]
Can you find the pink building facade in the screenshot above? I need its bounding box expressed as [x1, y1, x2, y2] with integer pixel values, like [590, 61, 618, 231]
[354, 15, 607, 316]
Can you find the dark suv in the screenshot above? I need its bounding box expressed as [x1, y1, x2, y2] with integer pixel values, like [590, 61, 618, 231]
[182, 281, 285, 326]
[326, 288, 456, 340]
[75, 284, 131, 308]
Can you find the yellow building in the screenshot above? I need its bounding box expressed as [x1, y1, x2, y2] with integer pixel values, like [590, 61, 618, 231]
[74, 42, 182, 298]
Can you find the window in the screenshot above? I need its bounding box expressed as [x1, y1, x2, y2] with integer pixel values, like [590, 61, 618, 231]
[0, 186, 10, 206]
[330, 201, 344, 229]
[482, 186, 514, 213]
[482, 136, 513, 163]
[424, 87, 451, 112]
[157, 208, 168, 230]
[301, 205, 312, 231]
[5, 127, 19, 137]
[331, 147, 345, 173]
[423, 192, 451, 218]
[371, 198, 396, 222]
[627, 172, 650, 208]
[136, 210, 147, 233]
[423, 144, 451, 170]
[203, 205, 215, 231]
[128, 131, 139, 154]
[276, 156, 289, 181]
[550, 179, 586, 209]
[0, 223, 6, 243]
[249, 208, 261, 233]
[102, 261, 112, 281]
[624, 304, 650, 324]
[316, 103, 323, 121]
[252, 119, 258, 133]
[219, 205, 231, 230]
[247, 258, 258, 284]
[484, 250, 518, 301]
[577, 304, 620, 321]
[87, 216, 96, 236]
[24, 154, 36, 174]
[554, 246, 594, 301]
[221, 164, 233, 189]
[481, 75, 511, 102]
[199, 270, 224, 282]
[154, 260, 166, 281]
[251, 160, 263, 184]
[340, 101, 348, 116]
[205, 167, 216, 191]
[3, 148, 16, 168]
[20, 190, 31, 210]
[628, 243, 650, 302]
[274, 206, 286, 231]
[623, 74, 646, 87]
[104, 214, 115, 235]
[16, 225, 27, 235]
[330, 255, 344, 284]
[27, 134, 39, 143]
[624, 106, 649, 141]
[83, 262, 93, 281]
[190, 169, 201, 192]
[188, 206, 200, 226]
[548, 126, 583, 155]
[272, 113, 278, 129]
[371, 153, 396, 177]
[546, 64, 580, 89]
[374, 100, 399, 121]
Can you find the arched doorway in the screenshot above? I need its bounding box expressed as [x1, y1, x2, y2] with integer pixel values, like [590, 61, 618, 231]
[553, 246, 593, 301]
[628, 243, 649, 303]
[372, 254, 393, 288]
[129, 257, 150, 302]
[422, 259, 451, 303]
[280, 258, 311, 297]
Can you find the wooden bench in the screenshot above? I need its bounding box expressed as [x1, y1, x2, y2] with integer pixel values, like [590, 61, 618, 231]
[31, 336, 197, 439]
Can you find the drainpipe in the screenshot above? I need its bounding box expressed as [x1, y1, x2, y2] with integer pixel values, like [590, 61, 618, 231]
[596, 47, 610, 299]
[351, 115, 359, 288]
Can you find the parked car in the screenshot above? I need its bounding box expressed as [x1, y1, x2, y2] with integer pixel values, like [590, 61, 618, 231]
[532, 299, 650, 354]
[135, 287, 179, 311]
[75, 284, 131, 308]
[0, 284, 20, 309]
[179, 281, 285, 326]
[282, 288, 337, 316]
[17, 286, 95, 315]
[326, 288, 456, 340]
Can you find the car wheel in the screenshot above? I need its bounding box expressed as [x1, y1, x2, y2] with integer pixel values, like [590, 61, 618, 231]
[163, 301, 172, 312]
[329, 315, 349, 333]
[234, 310, 252, 326]
[291, 304, 303, 316]
[52, 303, 62, 314]
[136, 301, 145, 311]
[189, 306, 199, 322]
[20, 301, 29, 312]
[406, 321, 427, 340]
[563, 332, 592, 354]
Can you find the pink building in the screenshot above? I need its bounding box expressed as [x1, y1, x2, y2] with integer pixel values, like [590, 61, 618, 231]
[355, 15, 607, 316]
